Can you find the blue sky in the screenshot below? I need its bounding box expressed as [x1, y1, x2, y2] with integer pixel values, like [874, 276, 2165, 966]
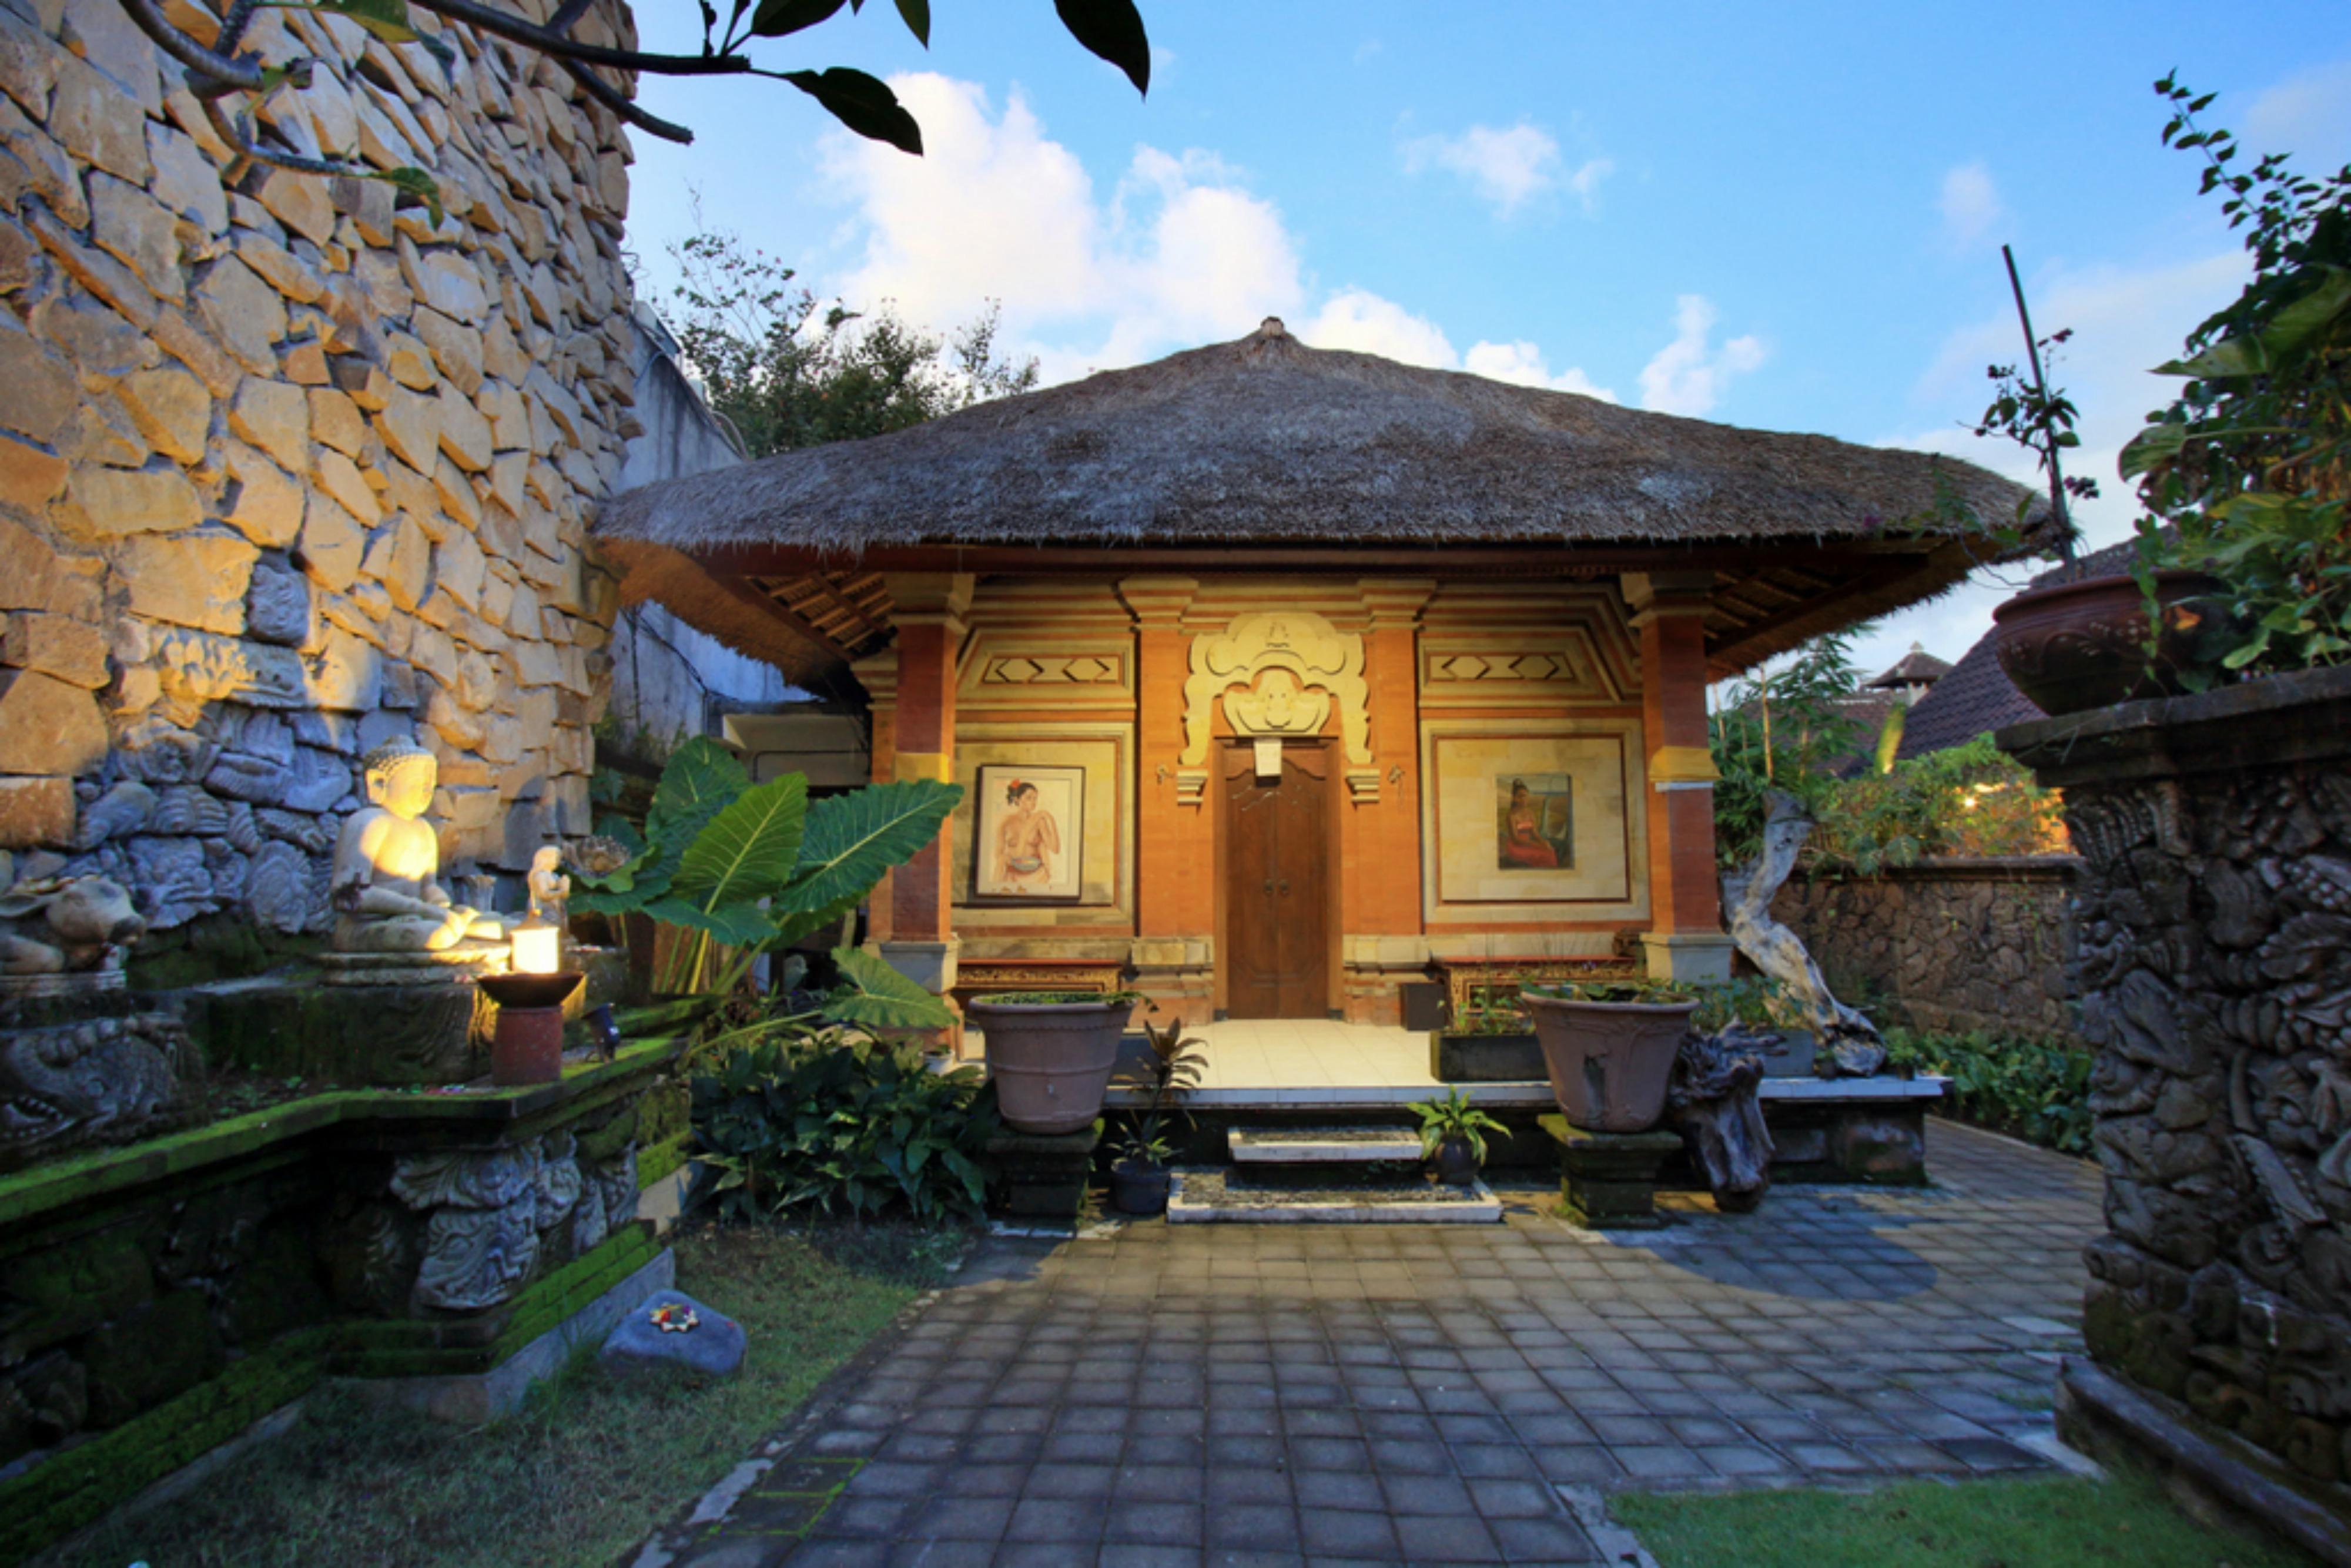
[624, 4, 2351, 680]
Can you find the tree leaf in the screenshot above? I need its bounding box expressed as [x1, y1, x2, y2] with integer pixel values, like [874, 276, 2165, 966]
[640, 896, 776, 947]
[672, 773, 809, 910]
[314, 0, 420, 44]
[645, 735, 751, 854]
[748, 0, 849, 37]
[1054, 0, 1149, 95]
[778, 778, 962, 913]
[369, 166, 443, 226]
[893, 0, 928, 45]
[782, 68, 922, 154]
[824, 945, 955, 1030]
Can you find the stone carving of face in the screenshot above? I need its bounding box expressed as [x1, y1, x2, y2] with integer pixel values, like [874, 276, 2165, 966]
[363, 743, 438, 820]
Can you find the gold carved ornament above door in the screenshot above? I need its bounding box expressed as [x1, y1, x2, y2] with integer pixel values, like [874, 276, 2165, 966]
[1174, 611, 1378, 803]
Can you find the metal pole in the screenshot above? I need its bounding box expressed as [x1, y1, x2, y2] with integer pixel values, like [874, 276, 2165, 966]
[2003, 244, 2078, 568]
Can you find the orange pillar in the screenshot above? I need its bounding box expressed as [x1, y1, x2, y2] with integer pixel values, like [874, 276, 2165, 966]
[1626, 572, 1735, 983]
[1119, 577, 1211, 1017]
[1345, 579, 1433, 1022]
[875, 572, 970, 1000]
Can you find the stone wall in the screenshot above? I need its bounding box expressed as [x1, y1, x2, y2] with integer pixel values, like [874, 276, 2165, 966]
[2002, 666, 2351, 1498]
[606, 309, 795, 758]
[1770, 857, 2082, 1042]
[0, 0, 642, 933]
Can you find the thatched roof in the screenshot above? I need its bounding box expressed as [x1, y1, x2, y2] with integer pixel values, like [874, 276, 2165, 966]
[599, 318, 2035, 554]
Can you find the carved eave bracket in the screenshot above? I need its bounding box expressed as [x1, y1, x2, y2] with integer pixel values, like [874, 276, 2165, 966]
[1178, 611, 1372, 769]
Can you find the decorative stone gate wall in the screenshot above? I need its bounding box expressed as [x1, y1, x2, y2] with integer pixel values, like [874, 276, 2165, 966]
[1769, 857, 2082, 1042]
[2001, 666, 2351, 1507]
[0, 0, 640, 935]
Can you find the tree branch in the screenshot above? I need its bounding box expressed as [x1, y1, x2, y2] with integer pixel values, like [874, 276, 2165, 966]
[116, 0, 270, 92]
[560, 57, 693, 144]
[401, 0, 753, 75]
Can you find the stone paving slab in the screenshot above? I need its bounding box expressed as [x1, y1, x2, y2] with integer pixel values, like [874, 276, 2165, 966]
[641, 1121, 2102, 1567]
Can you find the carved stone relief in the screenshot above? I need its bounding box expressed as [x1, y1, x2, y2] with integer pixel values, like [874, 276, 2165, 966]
[1179, 611, 1371, 768]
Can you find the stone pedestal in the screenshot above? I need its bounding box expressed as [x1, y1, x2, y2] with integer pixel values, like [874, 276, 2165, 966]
[1540, 1115, 1680, 1228]
[984, 1125, 1100, 1221]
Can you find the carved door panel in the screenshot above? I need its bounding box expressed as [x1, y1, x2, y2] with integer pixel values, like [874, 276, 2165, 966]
[1224, 746, 1331, 1019]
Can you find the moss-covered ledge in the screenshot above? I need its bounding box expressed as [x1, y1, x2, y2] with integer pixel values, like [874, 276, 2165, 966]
[0, 1038, 685, 1233]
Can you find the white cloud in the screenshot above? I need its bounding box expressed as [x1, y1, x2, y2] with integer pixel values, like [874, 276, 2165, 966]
[1399, 122, 1609, 217]
[1301, 290, 1617, 401]
[1462, 340, 1616, 401]
[818, 75, 1303, 381]
[1938, 160, 2005, 249]
[812, 76, 1620, 399]
[1636, 295, 1766, 416]
[2243, 58, 2351, 169]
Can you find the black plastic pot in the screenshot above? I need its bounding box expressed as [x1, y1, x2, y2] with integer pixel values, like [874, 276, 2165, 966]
[1110, 1157, 1171, 1216]
[1432, 1137, 1481, 1187]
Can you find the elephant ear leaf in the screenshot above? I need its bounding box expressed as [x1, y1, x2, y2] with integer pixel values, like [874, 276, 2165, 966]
[672, 775, 808, 910]
[823, 944, 954, 1031]
[645, 736, 750, 856]
[778, 779, 962, 914]
[638, 896, 777, 949]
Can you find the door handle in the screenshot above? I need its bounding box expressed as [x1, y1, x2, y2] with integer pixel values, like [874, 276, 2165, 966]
[1263, 879, 1274, 896]
[1278, 879, 1290, 897]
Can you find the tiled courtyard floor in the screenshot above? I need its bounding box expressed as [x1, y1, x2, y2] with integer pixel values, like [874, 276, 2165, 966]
[641, 1121, 2102, 1567]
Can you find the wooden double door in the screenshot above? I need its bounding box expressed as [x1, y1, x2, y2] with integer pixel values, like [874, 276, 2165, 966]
[1223, 744, 1332, 1018]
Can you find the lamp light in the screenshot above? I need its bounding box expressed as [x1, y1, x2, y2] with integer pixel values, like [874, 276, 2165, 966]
[511, 914, 561, 975]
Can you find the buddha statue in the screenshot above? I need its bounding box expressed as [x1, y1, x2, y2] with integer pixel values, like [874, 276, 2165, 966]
[330, 736, 507, 954]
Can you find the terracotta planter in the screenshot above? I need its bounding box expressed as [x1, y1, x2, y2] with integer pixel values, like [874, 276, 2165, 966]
[1523, 993, 1698, 1133]
[967, 998, 1134, 1135]
[1990, 570, 2227, 716]
[1110, 1158, 1171, 1215]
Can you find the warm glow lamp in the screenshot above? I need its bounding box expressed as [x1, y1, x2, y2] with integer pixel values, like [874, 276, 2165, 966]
[511, 915, 561, 976]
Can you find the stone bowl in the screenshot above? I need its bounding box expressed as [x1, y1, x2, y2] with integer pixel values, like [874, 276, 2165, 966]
[476, 971, 585, 1011]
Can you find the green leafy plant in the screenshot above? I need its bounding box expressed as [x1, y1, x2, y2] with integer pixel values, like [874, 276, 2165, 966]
[1709, 629, 1871, 869]
[1882, 1027, 2094, 1155]
[1113, 1114, 1176, 1169]
[1118, 1013, 1207, 1121]
[691, 1027, 997, 1222]
[1689, 975, 1795, 1034]
[571, 735, 960, 1002]
[975, 990, 1146, 1006]
[2121, 76, 2351, 680]
[1405, 1087, 1508, 1165]
[669, 229, 1039, 461]
[1807, 736, 2069, 875]
[1446, 986, 1531, 1034]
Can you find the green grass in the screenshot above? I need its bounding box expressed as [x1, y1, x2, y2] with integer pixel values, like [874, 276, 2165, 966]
[1612, 1462, 2319, 1568]
[54, 1221, 964, 1568]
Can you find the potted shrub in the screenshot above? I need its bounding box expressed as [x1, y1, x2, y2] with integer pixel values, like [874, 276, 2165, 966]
[1970, 246, 2230, 714]
[1109, 1115, 1176, 1215]
[964, 990, 1143, 1135]
[1522, 980, 1701, 1133]
[1408, 1087, 1508, 1186]
[1428, 987, 1544, 1083]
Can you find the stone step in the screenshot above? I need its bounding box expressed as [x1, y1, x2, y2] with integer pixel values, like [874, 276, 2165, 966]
[1227, 1126, 1423, 1164]
[1166, 1169, 1502, 1224]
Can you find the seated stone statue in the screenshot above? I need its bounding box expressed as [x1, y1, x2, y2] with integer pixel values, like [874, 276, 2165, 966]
[331, 736, 507, 954]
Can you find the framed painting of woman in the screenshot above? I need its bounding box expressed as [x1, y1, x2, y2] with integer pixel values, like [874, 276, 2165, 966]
[972, 764, 1086, 902]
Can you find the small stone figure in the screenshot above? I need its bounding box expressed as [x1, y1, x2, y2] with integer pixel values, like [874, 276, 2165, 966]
[0, 876, 145, 975]
[1668, 1025, 1776, 1212]
[527, 844, 570, 926]
[1720, 789, 1886, 1076]
[330, 736, 507, 953]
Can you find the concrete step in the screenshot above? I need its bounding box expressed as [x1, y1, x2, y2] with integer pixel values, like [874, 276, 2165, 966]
[1227, 1126, 1423, 1164]
[1166, 1168, 1502, 1224]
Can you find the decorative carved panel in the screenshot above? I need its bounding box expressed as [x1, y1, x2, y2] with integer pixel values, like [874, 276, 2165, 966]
[1418, 628, 1625, 707]
[1180, 611, 1371, 766]
[956, 632, 1134, 710]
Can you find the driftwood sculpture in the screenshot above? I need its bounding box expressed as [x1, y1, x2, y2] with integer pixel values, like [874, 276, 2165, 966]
[1720, 790, 1887, 1077]
[1667, 1025, 1776, 1212]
